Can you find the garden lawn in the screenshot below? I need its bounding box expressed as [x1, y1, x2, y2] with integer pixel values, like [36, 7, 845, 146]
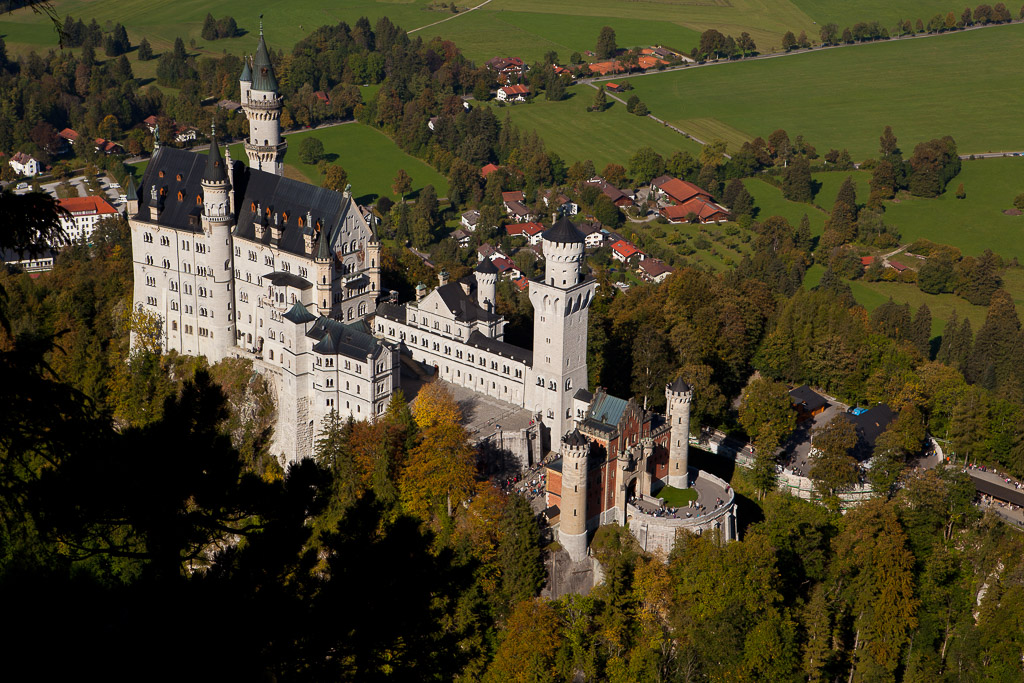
[883, 157, 1024, 261]
[491, 92, 703, 171]
[620, 24, 1024, 159]
[225, 123, 448, 202]
[656, 485, 698, 507]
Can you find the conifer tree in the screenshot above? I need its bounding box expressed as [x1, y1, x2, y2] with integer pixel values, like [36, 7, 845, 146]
[911, 303, 932, 357]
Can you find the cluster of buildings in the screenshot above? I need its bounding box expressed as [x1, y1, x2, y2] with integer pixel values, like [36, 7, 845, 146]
[652, 176, 730, 224]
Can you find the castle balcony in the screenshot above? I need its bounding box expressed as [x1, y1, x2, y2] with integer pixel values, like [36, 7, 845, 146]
[625, 469, 735, 531]
[245, 142, 287, 155]
[244, 97, 283, 111]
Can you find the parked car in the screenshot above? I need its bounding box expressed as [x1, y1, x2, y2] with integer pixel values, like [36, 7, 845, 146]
[16, 182, 29, 189]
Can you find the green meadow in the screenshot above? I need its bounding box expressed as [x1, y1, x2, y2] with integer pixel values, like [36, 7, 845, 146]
[222, 123, 448, 201]
[620, 24, 1024, 158]
[491, 91, 704, 170]
[884, 157, 1024, 261]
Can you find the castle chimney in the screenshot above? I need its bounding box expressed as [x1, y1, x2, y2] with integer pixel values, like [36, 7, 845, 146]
[254, 203, 266, 240]
[271, 211, 283, 246]
[415, 282, 427, 301]
[438, 269, 449, 287]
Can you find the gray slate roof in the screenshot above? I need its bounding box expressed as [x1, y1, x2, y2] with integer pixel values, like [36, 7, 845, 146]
[435, 281, 499, 324]
[466, 330, 532, 365]
[543, 216, 585, 244]
[266, 271, 313, 290]
[306, 316, 383, 361]
[283, 301, 317, 324]
[204, 133, 227, 183]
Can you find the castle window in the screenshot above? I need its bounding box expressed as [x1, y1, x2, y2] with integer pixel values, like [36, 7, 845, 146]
[176, 173, 182, 182]
[146, 296, 157, 306]
[196, 195, 202, 205]
[143, 232, 153, 243]
[145, 255, 153, 265]
[146, 276, 156, 287]
[326, 378, 334, 388]
[158, 170, 165, 178]
[172, 321, 177, 331]
[162, 259, 170, 269]
[170, 301, 178, 311]
[566, 378, 572, 391]
[160, 236, 169, 246]
[177, 191, 183, 202]
[251, 202, 256, 212]
[298, 217, 304, 228]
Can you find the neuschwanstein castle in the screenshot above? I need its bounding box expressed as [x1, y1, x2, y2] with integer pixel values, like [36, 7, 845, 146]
[129, 28, 594, 461]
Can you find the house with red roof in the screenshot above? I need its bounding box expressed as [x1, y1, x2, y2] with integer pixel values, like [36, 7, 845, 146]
[611, 240, 644, 263]
[512, 276, 530, 292]
[506, 222, 545, 244]
[660, 198, 730, 224]
[586, 178, 633, 208]
[57, 195, 118, 242]
[860, 256, 875, 268]
[58, 128, 80, 146]
[497, 84, 530, 102]
[502, 190, 525, 203]
[889, 260, 908, 272]
[605, 82, 626, 93]
[652, 176, 713, 205]
[491, 256, 520, 278]
[314, 90, 330, 105]
[143, 115, 159, 132]
[94, 138, 123, 155]
[480, 163, 500, 178]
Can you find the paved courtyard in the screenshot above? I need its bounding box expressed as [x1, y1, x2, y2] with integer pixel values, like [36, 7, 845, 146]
[402, 375, 535, 442]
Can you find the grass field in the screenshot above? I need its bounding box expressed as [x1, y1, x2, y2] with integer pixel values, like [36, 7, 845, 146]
[790, 0, 975, 31]
[656, 484, 698, 507]
[743, 178, 827, 235]
[620, 24, 1024, 158]
[884, 157, 1024, 261]
[490, 91, 704, 170]
[221, 123, 448, 202]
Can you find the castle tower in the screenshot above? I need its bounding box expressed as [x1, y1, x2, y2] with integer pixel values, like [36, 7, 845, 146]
[526, 217, 597, 442]
[315, 221, 333, 316]
[558, 429, 590, 562]
[200, 124, 237, 360]
[242, 24, 287, 175]
[474, 257, 498, 313]
[665, 377, 694, 488]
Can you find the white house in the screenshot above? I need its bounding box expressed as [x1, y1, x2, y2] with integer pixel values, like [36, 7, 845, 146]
[497, 85, 530, 102]
[9, 152, 41, 177]
[461, 210, 480, 231]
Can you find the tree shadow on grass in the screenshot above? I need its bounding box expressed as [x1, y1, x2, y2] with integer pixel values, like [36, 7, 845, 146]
[323, 153, 339, 163]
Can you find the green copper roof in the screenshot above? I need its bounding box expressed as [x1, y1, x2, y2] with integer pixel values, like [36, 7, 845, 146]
[239, 56, 252, 83]
[124, 175, 138, 201]
[283, 301, 317, 324]
[251, 30, 278, 93]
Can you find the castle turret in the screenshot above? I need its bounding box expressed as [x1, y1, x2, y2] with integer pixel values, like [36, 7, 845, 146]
[200, 124, 236, 359]
[239, 55, 252, 107]
[526, 217, 595, 442]
[474, 257, 497, 313]
[124, 174, 139, 216]
[558, 429, 590, 562]
[315, 223, 333, 316]
[665, 377, 693, 488]
[242, 24, 287, 175]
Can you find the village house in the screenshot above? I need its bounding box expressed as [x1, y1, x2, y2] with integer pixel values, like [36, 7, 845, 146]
[57, 195, 119, 243]
[1, 247, 59, 273]
[587, 178, 633, 208]
[490, 255, 519, 279]
[461, 209, 480, 231]
[638, 258, 674, 283]
[577, 222, 604, 249]
[9, 152, 41, 177]
[217, 99, 242, 113]
[175, 128, 198, 144]
[94, 138, 123, 155]
[652, 176, 712, 204]
[477, 242, 506, 263]
[542, 189, 578, 216]
[504, 199, 536, 223]
[313, 90, 330, 106]
[451, 228, 472, 248]
[506, 222, 545, 245]
[790, 385, 828, 423]
[143, 115, 160, 133]
[501, 190, 525, 203]
[486, 56, 526, 82]
[497, 84, 530, 102]
[480, 163, 500, 178]
[605, 82, 627, 93]
[660, 198, 730, 224]
[611, 240, 644, 263]
[428, 116, 440, 131]
[58, 128, 80, 147]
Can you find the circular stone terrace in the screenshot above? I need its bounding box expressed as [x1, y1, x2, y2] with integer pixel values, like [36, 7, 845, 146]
[626, 468, 738, 553]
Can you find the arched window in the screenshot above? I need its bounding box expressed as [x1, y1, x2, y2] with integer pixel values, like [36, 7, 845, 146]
[298, 217, 304, 228]
[177, 190, 183, 201]
[196, 195, 202, 205]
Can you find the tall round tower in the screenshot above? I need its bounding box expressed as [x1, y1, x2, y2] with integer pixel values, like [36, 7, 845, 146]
[558, 428, 590, 562]
[200, 125, 236, 360]
[542, 216, 585, 287]
[665, 377, 694, 488]
[474, 257, 498, 313]
[242, 24, 287, 175]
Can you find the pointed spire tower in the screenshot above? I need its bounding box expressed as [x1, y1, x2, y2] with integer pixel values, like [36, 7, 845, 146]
[242, 19, 287, 175]
[200, 121, 238, 360]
